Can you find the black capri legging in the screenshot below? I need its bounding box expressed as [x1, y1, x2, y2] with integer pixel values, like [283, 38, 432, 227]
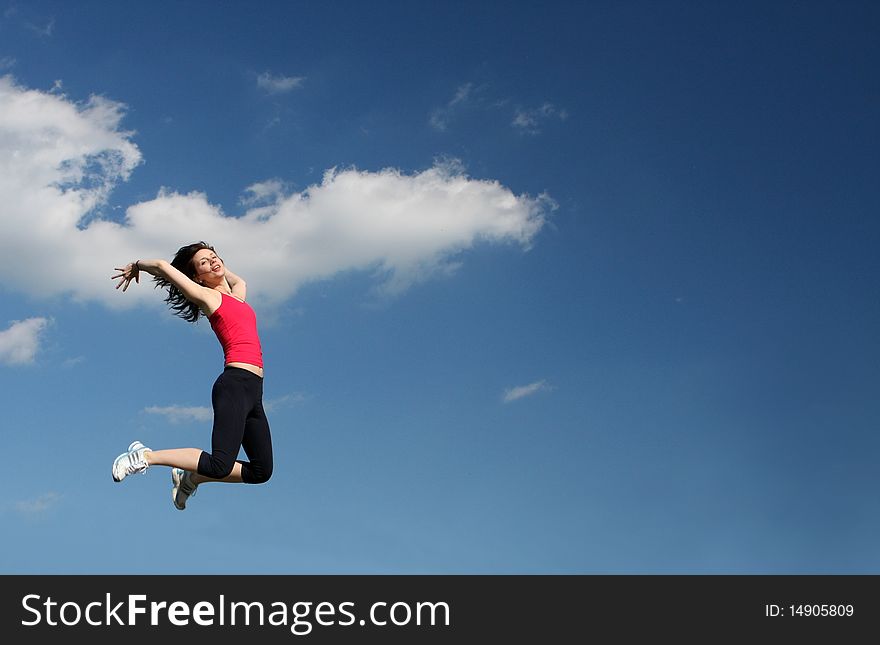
[197, 366, 273, 484]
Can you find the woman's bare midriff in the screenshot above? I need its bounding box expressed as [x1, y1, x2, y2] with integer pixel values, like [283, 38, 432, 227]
[227, 362, 264, 378]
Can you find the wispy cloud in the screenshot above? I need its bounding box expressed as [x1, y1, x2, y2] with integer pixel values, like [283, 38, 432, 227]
[512, 103, 568, 135]
[503, 379, 552, 403]
[429, 82, 475, 131]
[0, 76, 551, 308]
[14, 492, 61, 515]
[431, 83, 568, 136]
[144, 405, 212, 424]
[0, 317, 49, 365]
[0, 57, 15, 70]
[257, 71, 305, 94]
[27, 16, 55, 38]
[264, 392, 311, 413]
[142, 393, 308, 422]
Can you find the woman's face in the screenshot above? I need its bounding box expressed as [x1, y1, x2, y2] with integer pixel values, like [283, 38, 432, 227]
[192, 248, 224, 283]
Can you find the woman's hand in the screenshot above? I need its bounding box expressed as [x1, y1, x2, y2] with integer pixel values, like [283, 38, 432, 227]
[112, 261, 140, 292]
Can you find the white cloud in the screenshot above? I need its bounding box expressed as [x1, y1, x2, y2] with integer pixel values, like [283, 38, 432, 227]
[257, 71, 305, 94]
[0, 76, 552, 310]
[240, 179, 287, 207]
[14, 492, 61, 515]
[144, 405, 213, 424]
[503, 380, 552, 403]
[0, 317, 49, 365]
[512, 103, 568, 135]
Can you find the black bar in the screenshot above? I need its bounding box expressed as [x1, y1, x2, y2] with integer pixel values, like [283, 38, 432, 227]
[1, 575, 876, 642]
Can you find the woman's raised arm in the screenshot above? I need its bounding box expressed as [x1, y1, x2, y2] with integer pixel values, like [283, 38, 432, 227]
[224, 267, 248, 301]
[112, 259, 216, 310]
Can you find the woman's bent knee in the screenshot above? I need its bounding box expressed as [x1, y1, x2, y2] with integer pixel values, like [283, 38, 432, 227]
[197, 452, 235, 480]
[246, 463, 273, 484]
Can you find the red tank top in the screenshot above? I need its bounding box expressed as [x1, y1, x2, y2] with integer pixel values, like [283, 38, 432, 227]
[208, 293, 263, 368]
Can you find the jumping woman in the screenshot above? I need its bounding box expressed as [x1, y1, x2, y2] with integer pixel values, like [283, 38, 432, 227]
[110, 242, 273, 510]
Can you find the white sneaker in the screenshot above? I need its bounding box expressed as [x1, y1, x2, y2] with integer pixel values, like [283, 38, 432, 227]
[171, 468, 199, 510]
[112, 441, 151, 482]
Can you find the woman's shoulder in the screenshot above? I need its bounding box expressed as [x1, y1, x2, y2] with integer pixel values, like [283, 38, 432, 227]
[201, 288, 225, 318]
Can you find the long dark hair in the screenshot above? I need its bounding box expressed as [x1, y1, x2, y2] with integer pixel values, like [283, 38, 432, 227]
[154, 241, 216, 323]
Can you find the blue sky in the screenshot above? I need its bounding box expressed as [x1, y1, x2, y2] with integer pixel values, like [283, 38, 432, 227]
[1, 0, 878, 574]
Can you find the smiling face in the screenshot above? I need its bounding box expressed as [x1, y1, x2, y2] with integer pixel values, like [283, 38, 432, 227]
[191, 248, 225, 285]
